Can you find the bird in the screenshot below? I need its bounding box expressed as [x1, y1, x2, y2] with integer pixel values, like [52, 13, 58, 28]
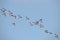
[26, 16, 30, 20]
[11, 15, 17, 19]
[33, 21, 39, 25]
[8, 11, 14, 15]
[55, 34, 59, 39]
[18, 15, 22, 19]
[49, 32, 53, 34]
[45, 30, 49, 33]
[0, 8, 7, 16]
[2, 12, 6, 16]
[12, 22, 16, 26]
[8, 11, 17, 19]
[40, 24, 44, 28]
[29, 22, 33, 26]
[39, 18, 43, 23]
[0, 8, 7, 12]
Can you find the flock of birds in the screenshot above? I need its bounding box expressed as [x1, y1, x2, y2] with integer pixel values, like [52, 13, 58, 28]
[0, 8, 59, 40]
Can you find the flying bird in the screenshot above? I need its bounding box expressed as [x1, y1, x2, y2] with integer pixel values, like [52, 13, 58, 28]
[18, 15, 22, 19]
[54, 34, 59, 38]
[0, 8, 7, 12]
[29, 22, 33, 26]
[12, 22, 16, 26]
[0, 8, 7, 16]
[55, 34, 59, 39]
[40, 23, 44, 28]
[26, 16, 30, 20]
[8, 11, 14, 15]
[8, 11, 17, 19]
[49, 32, 53, 34]
[39, 18, 43, 23]
[11, 15, 17, 19]
[45, 30, 49, 33]
[2, 12, 6, 16]
[33, 21, 39, 25]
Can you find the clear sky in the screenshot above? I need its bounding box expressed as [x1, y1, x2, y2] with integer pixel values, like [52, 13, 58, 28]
[0, 0, 60, 40]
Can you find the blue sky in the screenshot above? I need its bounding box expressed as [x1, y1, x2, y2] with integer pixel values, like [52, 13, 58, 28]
[0, 0, 60, 40]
